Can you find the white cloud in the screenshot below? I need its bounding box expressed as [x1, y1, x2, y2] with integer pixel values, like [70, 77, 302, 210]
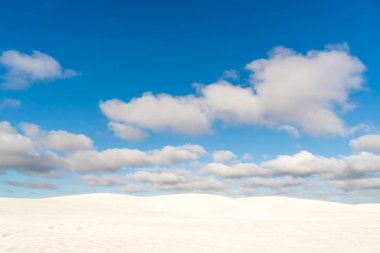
[0, 121, 60, 174]
[342, 152, 380, 175]
[262, 151, 380, 179]
[242, 176, 306, 188]
[277, 125, 300, 137]
[204, 149, 380, 193]
[101, 44, 365, 139]
[349, 135, 380, 153]
[331, 177, 380, 191]
[63, 149, 152, 172]
[212, 150, 236, 163]
[20, 123, 41, 137]
[81, 175, 125, 186]
[128, 169, 225, 192]
[63, 144, 206, 172]
[128, 170, 188, 184]
[0, 121, 207, 174]
[203, 162, 271, 178]
[201, 81, 263, 124]
[122, 185, 146, 193]
[100, 95, 211, 137]
[0, 50, 77, 90]
[261, 151, 345, 176]
[149, 144, 206, 164]
[2, 119, 380, 201]
[108, 121, 148, 141]
[1, 180, 57, 190]
[0, 98, 21, 109]
[246, 45, 365, 136]
[79, 149, 374, 195]
[41, 130, 93, 153]
[20, 123, 94, 153]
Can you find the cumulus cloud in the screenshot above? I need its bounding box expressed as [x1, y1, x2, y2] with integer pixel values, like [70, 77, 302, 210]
[212, 150, 236, 163]
[0, 180, 58, 190]
[108, 121, 148, 141]
[128, 170, 189, 184]
[202, 150, 366, 179]
[20, 123, 94, 153]
[342, 152, 380, 176]
[245, 45, 365, 136]
[2, 120, 380, 200]
[149, 144, 206, 164]
[122, 185, 146, 193]
[0, 121, 207, 174]
[203, 162, 271, 178]
[261, 151, 344, 176]
[80, 175, 145, 193]
[262, 151, 380, 179]
[241, 176, 306, 188]
[202, 149, 380, 198]
[101, 44, 365, 139]
[0, 98, 21, 109]
[201, 81, 263, 124]
[41, 130, 93, 152]
[77, 169, 226, 193]
[0, 121, 61, 174]
[100, 94, 211, 137]
[128, 169, 225, 192]
[77, 147, 380, 198]
[350, 135, 380, 153]
[0, 50, 77, 90]
[63, 144, 206, 172]
[81, 175, 125, 186]
[331, 177, 380, 191]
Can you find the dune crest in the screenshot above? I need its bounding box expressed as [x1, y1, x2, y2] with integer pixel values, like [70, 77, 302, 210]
[1, 194, 380, 253]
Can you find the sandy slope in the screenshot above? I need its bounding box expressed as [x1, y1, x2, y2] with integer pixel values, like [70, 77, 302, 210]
[0, 194, 379, 253]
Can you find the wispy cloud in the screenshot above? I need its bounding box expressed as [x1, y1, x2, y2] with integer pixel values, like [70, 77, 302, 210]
[0, 98, 21, 109]
[0, 50, 78, 90]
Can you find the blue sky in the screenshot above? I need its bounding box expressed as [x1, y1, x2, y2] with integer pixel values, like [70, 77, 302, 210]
[0, 0, 380, 202]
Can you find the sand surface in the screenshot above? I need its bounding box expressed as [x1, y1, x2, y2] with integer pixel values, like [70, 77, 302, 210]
[0, 193, 379, 253]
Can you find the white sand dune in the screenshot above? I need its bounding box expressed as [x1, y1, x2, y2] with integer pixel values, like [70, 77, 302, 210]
[1, 193, 380, 253]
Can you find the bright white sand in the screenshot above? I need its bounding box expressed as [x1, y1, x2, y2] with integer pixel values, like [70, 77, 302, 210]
[1, 193, 380, 253]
